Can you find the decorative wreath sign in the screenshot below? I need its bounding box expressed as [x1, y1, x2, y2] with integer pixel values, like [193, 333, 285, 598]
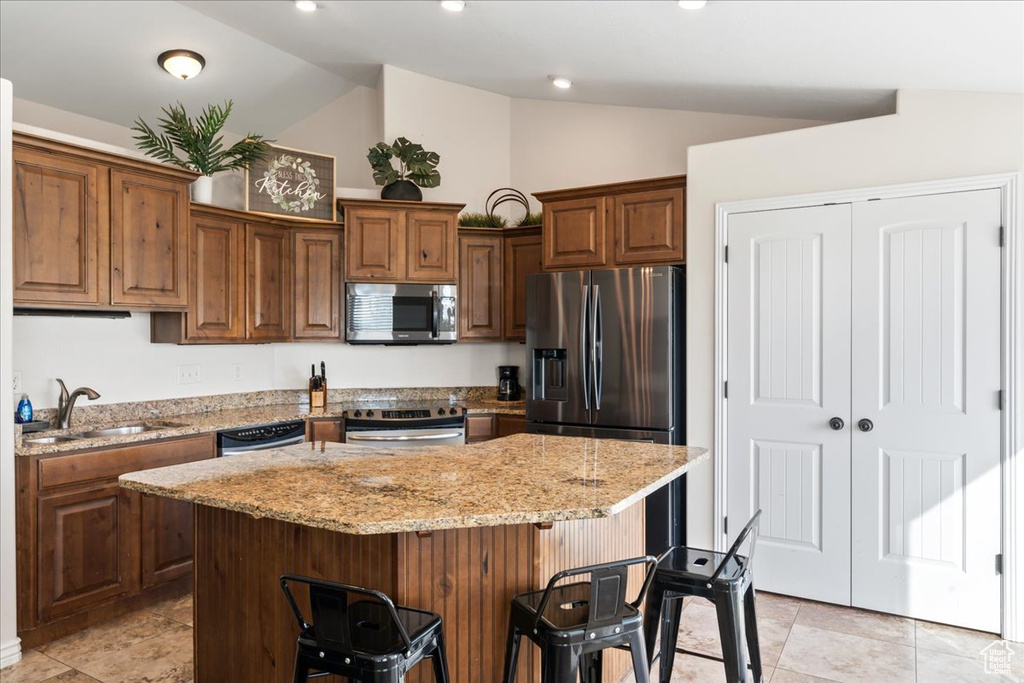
[245, 144, 336, 222]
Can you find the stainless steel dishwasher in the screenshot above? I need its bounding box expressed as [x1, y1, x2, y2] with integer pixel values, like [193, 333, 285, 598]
[216, 420, 307, 456]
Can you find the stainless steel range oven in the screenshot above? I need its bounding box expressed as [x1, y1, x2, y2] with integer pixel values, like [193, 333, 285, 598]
[346, 283, 457, 344]
[343, 403, 466, 448]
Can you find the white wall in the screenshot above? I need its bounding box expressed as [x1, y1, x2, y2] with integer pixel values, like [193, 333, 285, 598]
[510, 98, 823, 211]
[684, 90, 1024, 551]
[1, 78, 21, 668]
[381, 66, 511, 213]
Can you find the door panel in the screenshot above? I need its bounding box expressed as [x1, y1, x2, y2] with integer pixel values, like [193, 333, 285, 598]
[851, 189, 1001, 632]
[503, 233, 542, 341]
[458, 233, 503, 341]
[293, 230, 342, 340]
[406, 211, 456, 282]
[188, 215, 244, 340]
[141, 495, 195, 588]
[345, 208, 404, 281]
[246, 223, 292, 341]
[543, 197, 607, 269]
[727, 204, 852, 604]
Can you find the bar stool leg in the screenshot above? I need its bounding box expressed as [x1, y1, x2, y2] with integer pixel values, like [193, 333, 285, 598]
[627, 627, 652, 683]
[431, 631, 451, 683]
[658, 595, 684, 683]
[502, 623, 522, 683]
[578, 651, 603, 683]
[742, 584, 763, 683]
[541, 645, 579, 683]
[643, 584, 665, 665]
[715, 585, 749, 683]
[292, 652, 310, 683]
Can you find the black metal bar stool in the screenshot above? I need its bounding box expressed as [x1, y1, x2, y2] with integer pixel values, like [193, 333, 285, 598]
[280, 574, 450, 683]
[643, 510, 763, 683]
[502, 555, 657, 683]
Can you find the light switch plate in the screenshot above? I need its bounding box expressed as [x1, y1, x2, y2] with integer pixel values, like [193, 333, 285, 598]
[177, 364, 202, 384]
[232, 364, 242, 381]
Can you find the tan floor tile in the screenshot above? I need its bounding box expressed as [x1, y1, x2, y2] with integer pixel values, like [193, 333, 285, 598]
[38, 610, 179, 672]
[673, 601, 792, 668]
[39, 672, 101, 683]
[149, 592, 193, 627]
[915, 620, 1002, 659]
[770, 669, 839, 682]
[776, 624, 916, 683]
[755, 592, 804, 625]
[0, 652, 70, 683]
[76, 625, 193, 683]
[794, 601, 915, 647]
[916, 648, 1021, 683]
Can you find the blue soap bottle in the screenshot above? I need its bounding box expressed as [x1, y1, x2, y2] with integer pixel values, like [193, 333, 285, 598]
[16, 394, 33, 424]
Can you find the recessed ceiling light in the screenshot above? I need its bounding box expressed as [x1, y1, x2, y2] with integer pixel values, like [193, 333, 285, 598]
[157, 50, 205, 80]
[550, 76, 573, 90]
[440, 0, 465, 11]
[294, 0, 318, 12]
[678, 0, 708, 8]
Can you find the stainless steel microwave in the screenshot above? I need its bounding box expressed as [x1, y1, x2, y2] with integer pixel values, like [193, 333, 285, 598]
[345, 283, 457, 344]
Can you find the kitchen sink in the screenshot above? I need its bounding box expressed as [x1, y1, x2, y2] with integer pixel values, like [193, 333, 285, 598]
[76, 424, 171, 438]
[25, 435, 83, 444]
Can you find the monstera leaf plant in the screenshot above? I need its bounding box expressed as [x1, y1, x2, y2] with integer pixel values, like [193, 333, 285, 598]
[366, 137, 441, 201]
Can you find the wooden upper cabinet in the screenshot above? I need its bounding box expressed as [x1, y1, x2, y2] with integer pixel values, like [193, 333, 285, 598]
[542, 196, 607, 269]
[611, 187, 685, 265]
[407, 211, 457, 282]
[345, 208, 404, 281]
[534, 175, 686, 270]
[12, 147, 108, 306]
[458, 231, 503, 341]
[293, 229, 342, 340]
[503, 229, 543, 342]
[188, 213, 245, 341]
[246, 223, 292, 341]
[110, 170, 190, 309]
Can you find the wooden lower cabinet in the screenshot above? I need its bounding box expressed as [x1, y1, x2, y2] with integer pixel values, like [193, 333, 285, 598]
[308, 418, 344, 443]
[17, 434, 215, 647]
[466, 413, 527, 442]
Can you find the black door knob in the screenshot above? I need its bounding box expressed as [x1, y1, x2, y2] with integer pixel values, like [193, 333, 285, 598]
[829, 417, 845, 431]
[858, 418, 874, 432]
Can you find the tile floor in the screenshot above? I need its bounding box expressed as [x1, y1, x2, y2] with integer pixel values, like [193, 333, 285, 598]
[1, 591, 1020, 682]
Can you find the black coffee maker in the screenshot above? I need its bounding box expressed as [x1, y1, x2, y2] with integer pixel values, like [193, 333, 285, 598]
[497, 365, 522, 401]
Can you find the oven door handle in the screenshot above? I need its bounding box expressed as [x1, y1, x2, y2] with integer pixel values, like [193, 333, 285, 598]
[347, 432, 464, 442]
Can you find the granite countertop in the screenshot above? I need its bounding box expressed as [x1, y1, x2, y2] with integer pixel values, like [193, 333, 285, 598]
[17, 396, 526, 456]
[119, 434, 708, 535]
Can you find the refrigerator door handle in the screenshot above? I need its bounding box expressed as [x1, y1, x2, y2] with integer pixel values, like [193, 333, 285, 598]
[580, 284, 590, 410]
[592, 284, 603, 411]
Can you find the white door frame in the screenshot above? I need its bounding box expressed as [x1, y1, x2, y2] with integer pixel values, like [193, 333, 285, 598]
[713, 172, 1022, 641]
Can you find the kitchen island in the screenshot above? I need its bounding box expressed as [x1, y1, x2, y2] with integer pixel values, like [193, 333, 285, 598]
[120, 433, 707, 682]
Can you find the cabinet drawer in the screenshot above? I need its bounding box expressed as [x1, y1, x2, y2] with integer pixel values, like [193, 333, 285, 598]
[466, 414, 497, 443]
[38, 435, 214, 490]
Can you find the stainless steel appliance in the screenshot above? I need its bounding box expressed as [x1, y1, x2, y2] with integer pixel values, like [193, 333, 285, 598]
[217, 420, 307, 456]
[525, 265, 685, 554]
[346, 283, 457, 344]
[344, 403, 466, 447]
[497, 365, 522, 401]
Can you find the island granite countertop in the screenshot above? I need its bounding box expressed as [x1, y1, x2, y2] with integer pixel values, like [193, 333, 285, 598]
[119, 433, 707, 535]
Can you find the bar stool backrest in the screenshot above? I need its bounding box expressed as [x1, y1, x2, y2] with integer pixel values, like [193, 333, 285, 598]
[533, 556, 658, 631]
[707, 509, 762, 586]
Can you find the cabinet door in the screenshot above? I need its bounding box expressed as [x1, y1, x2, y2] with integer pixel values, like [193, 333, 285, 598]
[37, 483, 132, 620]
[496, 414, 527, 438]
[188, 215, 245, 341]
[407, 211, 457, 282]
[141, 495, 194, 588]
[345, 208, 404, 281]
[458, 233, 503, 341]
[110, 170, 189, 308]
[246, 223, 292, 341]
[542, 196, 607, 269]
[309, 419, 344, 443]
[294, 230, 342, 340]
[466, 414, 497, 443]
[13, 148, 108, 306]
[503, 233, 543, 341]
[611, 187, 685, 265]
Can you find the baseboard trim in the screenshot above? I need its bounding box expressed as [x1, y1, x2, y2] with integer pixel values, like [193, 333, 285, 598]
[0, 637, 23, 668]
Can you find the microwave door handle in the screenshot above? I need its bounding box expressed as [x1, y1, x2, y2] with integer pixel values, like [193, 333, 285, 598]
[431, 290, 440, 338]
[580, 284, 590, 411]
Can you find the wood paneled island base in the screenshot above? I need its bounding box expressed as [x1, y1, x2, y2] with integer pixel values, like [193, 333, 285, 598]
[194, 502, 644, 682]
[195, 499, 643, 679]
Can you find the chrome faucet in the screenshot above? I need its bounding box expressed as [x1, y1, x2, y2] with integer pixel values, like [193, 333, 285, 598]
[56, 379, 100, 429]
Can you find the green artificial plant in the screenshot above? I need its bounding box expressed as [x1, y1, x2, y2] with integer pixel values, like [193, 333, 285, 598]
[458, 212, 507, 228]
[367, 137, 441, 188]
[131, 100, 271, 176]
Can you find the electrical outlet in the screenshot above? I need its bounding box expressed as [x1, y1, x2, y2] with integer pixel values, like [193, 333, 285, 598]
[177, 364, 202, 385]
[12, 371, 22, 393]
[232, 364, 242, 381]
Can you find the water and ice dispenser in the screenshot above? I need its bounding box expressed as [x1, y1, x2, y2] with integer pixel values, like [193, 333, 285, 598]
[532, 348, 567, 401]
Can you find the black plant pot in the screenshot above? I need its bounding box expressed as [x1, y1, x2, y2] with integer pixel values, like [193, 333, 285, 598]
[380, 180, 423, 201]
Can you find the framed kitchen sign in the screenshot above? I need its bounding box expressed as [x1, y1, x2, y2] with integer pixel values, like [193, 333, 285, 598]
[245, 144, 336, 222]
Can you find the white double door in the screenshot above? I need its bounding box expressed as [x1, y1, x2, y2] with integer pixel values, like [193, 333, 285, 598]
[726, 189, 1002, 632]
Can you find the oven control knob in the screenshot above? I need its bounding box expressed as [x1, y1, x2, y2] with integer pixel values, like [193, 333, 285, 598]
[353, 410, 362, 418]
[449, 407, 458, 415]
[438, 408, 446, 415]
[366, 410, 374, 417]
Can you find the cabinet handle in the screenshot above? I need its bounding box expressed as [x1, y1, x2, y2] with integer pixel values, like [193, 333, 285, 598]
[828, 417, 845, 431]
[858, 418, 874, 432]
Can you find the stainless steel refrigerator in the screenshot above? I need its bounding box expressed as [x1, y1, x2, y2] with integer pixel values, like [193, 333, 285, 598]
[525, 265, 685, 555]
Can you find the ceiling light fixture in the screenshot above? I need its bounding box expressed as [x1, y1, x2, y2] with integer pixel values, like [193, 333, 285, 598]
[678, 0, 708, 9]
[294, 0, 318, 11]
[440, 1, 466, 11]
[550, 76, 573, 90]
[157, 50, 206, 80]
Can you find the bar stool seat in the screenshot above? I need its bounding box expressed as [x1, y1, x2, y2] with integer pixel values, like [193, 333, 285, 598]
[281, 574, 449, 683]
[644, 510, 763, 683]
[502, 556, 657, 683]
